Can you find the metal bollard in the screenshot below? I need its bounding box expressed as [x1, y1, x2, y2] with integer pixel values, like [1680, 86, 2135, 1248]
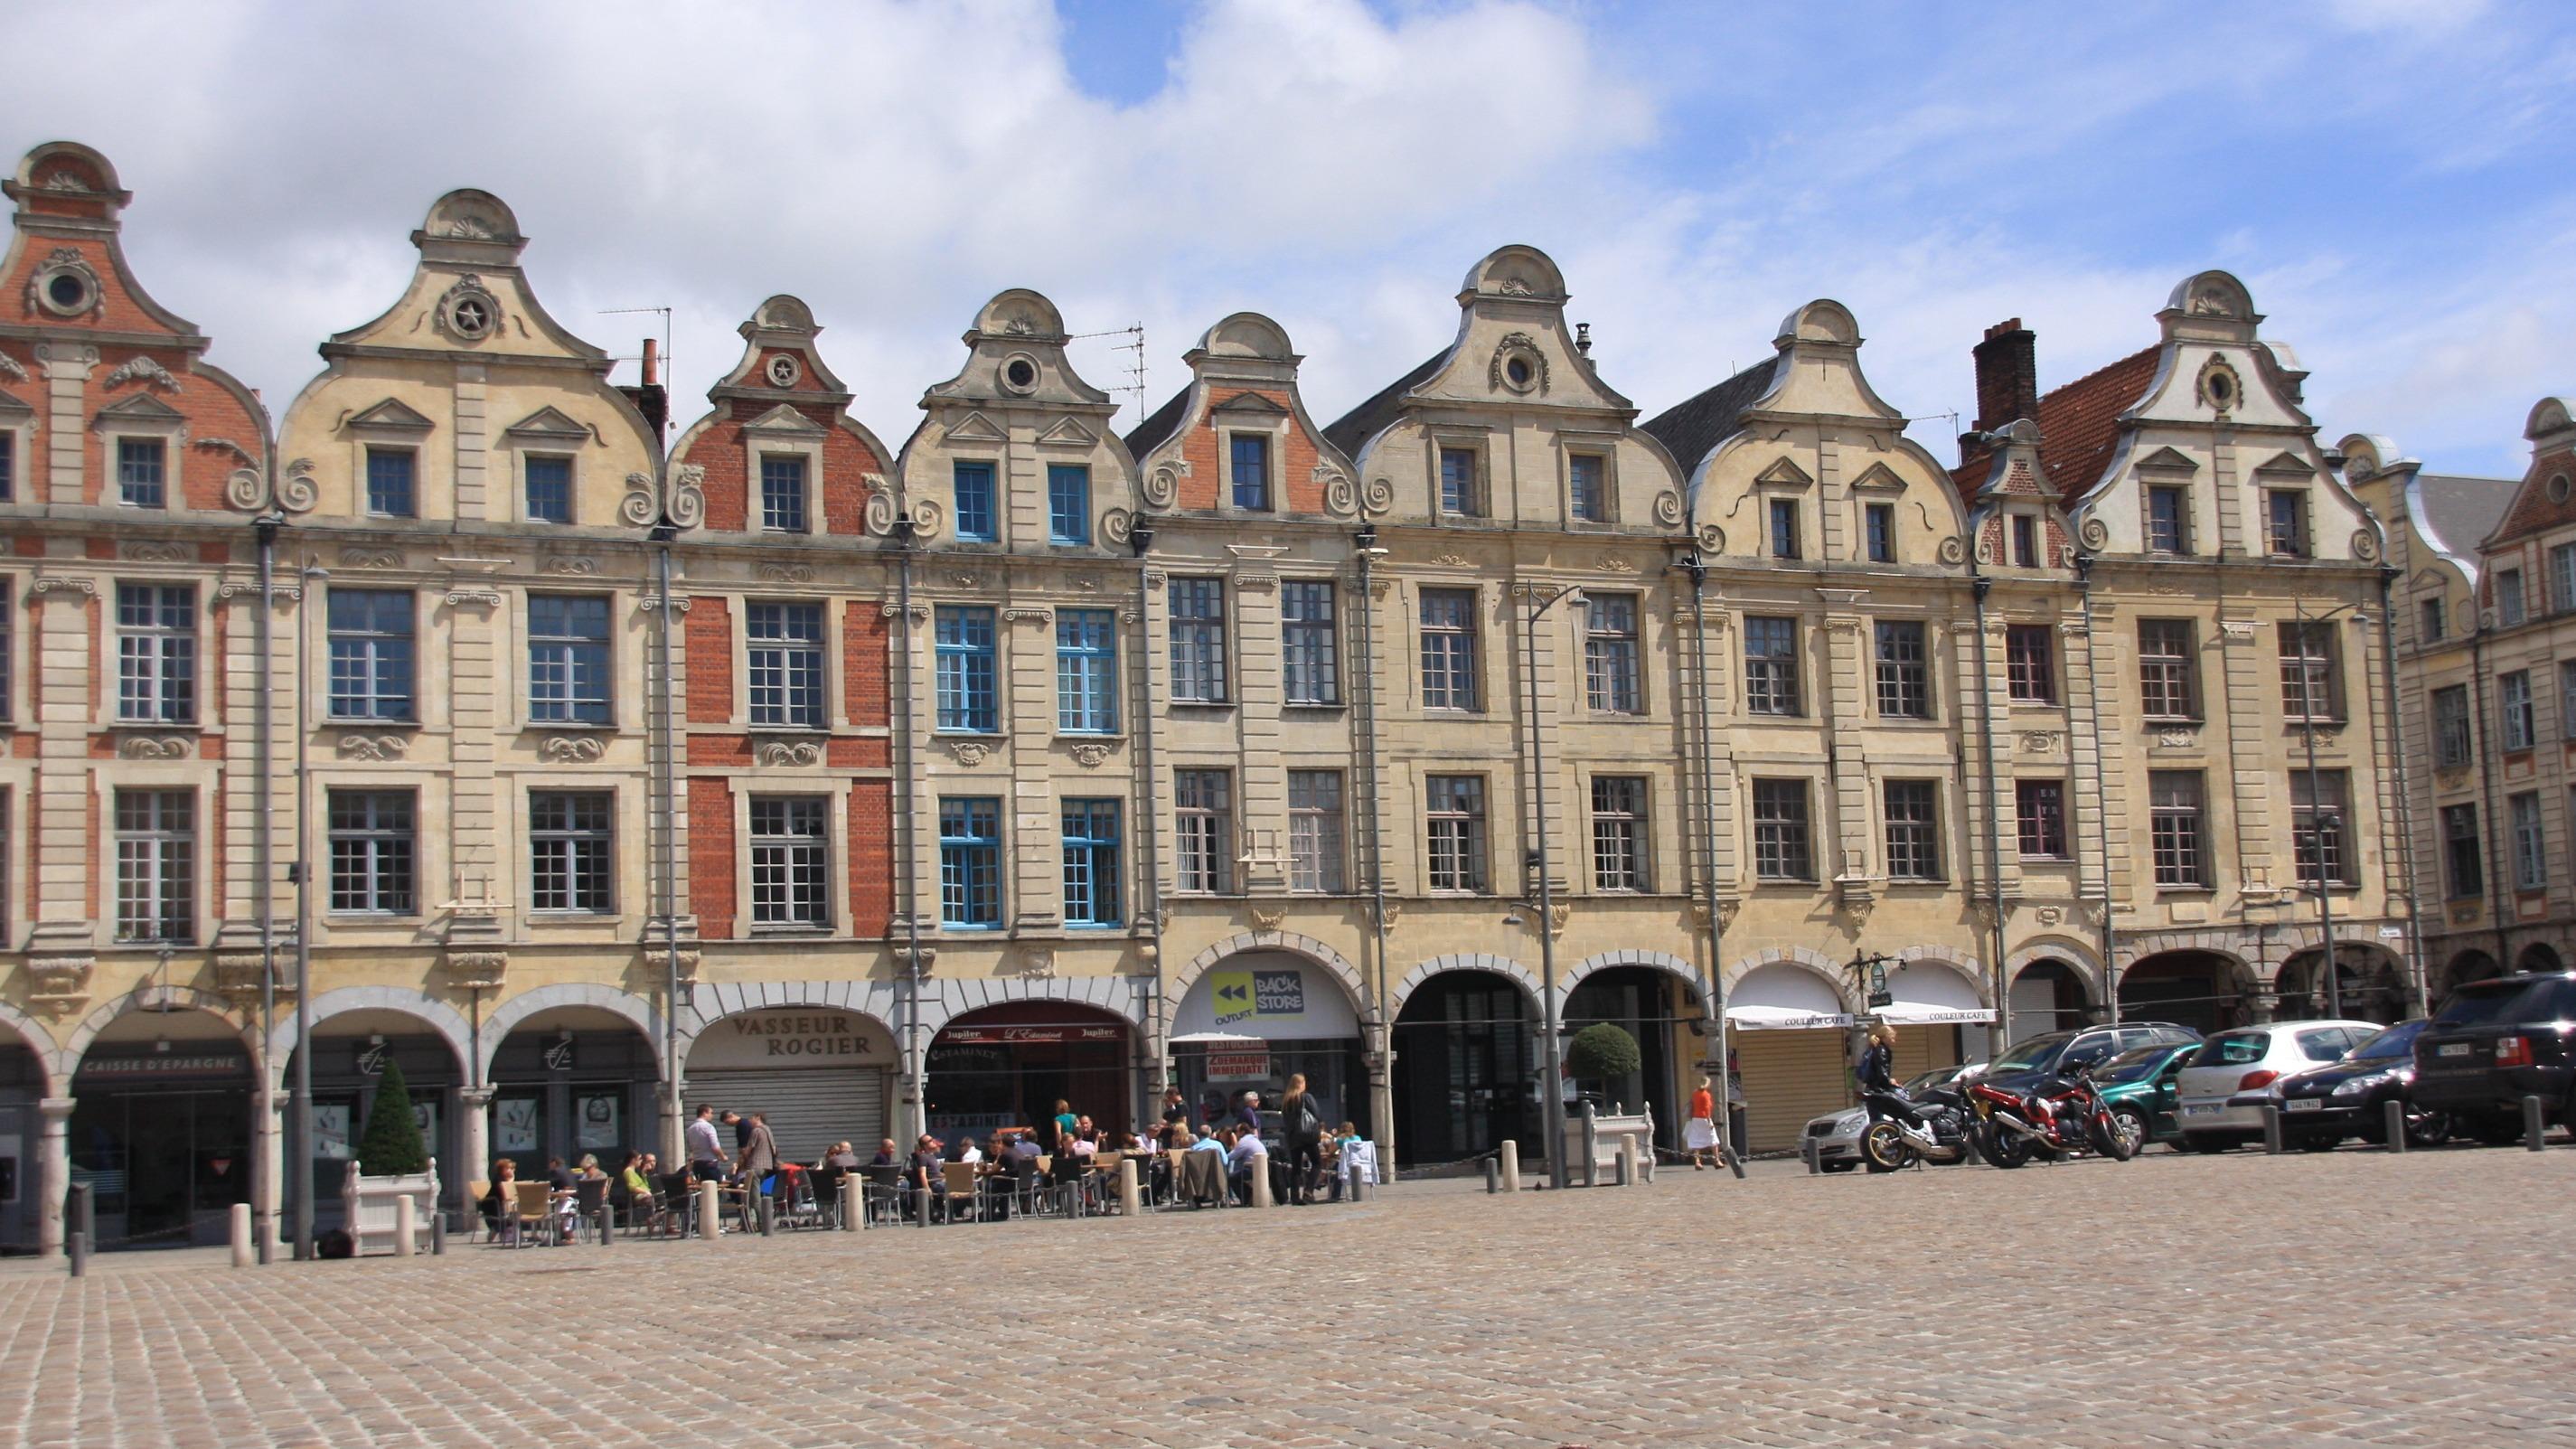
[1348, 1167, 1366, 1203]
[2382, 1098, 2407, 1153]
[65, 1183, 90, 1277]
[599, 1201, 615, 1248]
[230, 1203, 254, 1268]
[393, 1197, 416, 1256]
[1581, 1103, 1601, 1189]
[758, 1194, 775, 1237]
[431, 1207, 447, 1256]
[2525, 1095, 2548, 1152]
[1801, 1134, 1819, 1175]
[2262, 1104, 2283, 1154]
[1612, 1143, 1631, 1187]
[1484, 1156, 1499, 1194]
[1499, 1140, 1521, 1192]
[699, 1181, 722, 1241]
[915, 1184, 932, 1228]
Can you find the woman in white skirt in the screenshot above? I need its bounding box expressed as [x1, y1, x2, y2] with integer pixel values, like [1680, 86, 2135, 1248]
[1683, 1076, 1720, 1169]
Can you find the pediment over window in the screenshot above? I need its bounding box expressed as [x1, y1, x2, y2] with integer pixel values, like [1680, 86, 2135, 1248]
[943, 410, 1006, 443]
[1210, 390, 1290, 418]
[1035, 415, 1099, 447]
[503, 406, 597, 444]
[2409, 567, 2452, 591]
[2131, 447, 2198, 474]
[0, 390, 33, 419]
[741, 402, 828, 437]
[95, 392, 184, 426]
[346, 398, 436, 433]
[2252, 450, 2313, 477]
[1754, 456, 1814, 488]
[1848, 462, 1907, 494]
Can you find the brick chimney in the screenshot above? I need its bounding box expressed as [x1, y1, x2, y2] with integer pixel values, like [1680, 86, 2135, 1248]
[1970, 318, 2038, 433]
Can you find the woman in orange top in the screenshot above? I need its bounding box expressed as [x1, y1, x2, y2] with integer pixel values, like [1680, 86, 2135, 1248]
[1684, 1076, 1720, 1170]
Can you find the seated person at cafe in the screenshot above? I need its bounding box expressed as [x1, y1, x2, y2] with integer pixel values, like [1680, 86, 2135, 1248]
[483, 1158, 522, 1239]
[1008, 1131, 1043, 1164]
[954, 1135, 982, 1166]
[1225, 1126, 1267, 1203]
[908, 1135, 946, 1216]
[869, 1137, 900, 1167]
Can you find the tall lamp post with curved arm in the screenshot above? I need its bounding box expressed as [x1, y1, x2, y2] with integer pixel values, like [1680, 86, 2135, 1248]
[1514, 581, 1584, 1190]
[2292, 594, 2365, 1021]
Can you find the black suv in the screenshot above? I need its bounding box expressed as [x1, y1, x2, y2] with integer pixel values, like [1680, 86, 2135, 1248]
[2412, 973, 2576, 1142]
[1970, 1021, 2202, 1095]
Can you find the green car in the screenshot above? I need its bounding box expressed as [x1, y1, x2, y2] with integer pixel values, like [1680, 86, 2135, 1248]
[2092, 1040, 2205, 1150]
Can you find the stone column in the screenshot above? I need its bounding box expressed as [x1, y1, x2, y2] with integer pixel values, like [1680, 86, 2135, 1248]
[457, 1087, 493, 1208]
[254, 1077, 282, 1256]
[37, 1096, 71, 1256]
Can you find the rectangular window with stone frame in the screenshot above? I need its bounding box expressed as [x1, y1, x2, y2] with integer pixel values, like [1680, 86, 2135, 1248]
[2420, 596, 2445, 643]
[1438, 447, 1481, 517]
[0, 594, 12, 725]
[1874, 620, 1931, 719]
[1882, 779, 1941, 881]
[2512, 790, 2545, 893]
[1584, 593, 1641, 714]
[1168, 579, 1229, 703]
[2010, 513, 2040, 568]
[2441, 803, 2481, 899]
[329, 588, 416, 722]
[2148, 770, 2207, 889]
[934, 606, 997, 733]
[327, 789, 417, 916]
[1419, 588, 1479, 710]
[1590, 776, 1649, 892]
[527, 594, 612, 724]
[952, 460, 996, 542]
[1569, 453, 1607, 523]
[2551, 542, 2576, 616]
[1055, 607, 1119, 733]
[1231, 436, 1271, 513]
[760, 455, 808, 533]
[1048, 464, 1091, 543]
[1061, 799, 1122, 927]
[1864, 503, 1895, 563]
[2497, 567, 2526, 626]
[118, 438, 166, 508]
[365, 446, 416, 518]
[2432, 684, 2471, 767]
[749, 795, 832, 928]
[114, 787, 193, 943]
[2146, 485, 2190, 554]
[1281, 581, 1340, 706]
[2290, 769, 2352, 889]
[116, 582, 196, 724]
[749, 602, 828, 729]
[1768, 498, 1800, 560]
[2006, 624, 2055, 704]
[1173, 768, 1233, 894]
[2137, 618, 2197, 720]
[0, 429, 14, 502]
[1424, 775, 1488, 893]
[1288, 769, 1346, 894]
[1750, 778, 1813, 881]
[529, 790, 615, 914]
[2265, 489, 2308, 558]
[938, 797, 1002, 927]
[2501, 670, 2535, 752]
[2016, 778, 2068, 859]
[523, 454, 573, 524]
[1742, 616, 1800, 716]
[2276, 621, 2341, 723]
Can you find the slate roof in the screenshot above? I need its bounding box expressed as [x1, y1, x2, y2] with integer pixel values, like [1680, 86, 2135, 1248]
[1639, 359, 1778, 472]
[1122, 384, 1192, 461]
[1321, 349, 1448, 458]
[2414, 472, 2517, 558]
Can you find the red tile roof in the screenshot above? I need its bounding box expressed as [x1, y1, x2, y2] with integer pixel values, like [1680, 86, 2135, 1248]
[1952, 344, 2159, 502]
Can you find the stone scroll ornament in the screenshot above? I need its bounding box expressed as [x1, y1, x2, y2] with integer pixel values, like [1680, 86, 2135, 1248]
[862, 475, 943, 538]
[622, 465, 706, 529]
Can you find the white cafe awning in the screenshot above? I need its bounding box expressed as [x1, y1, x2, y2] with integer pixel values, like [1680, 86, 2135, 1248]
[1725, 1003, 1855, 1031]
[1726, 964, 1853, 1030]
[1875, 961, 1997, 1025]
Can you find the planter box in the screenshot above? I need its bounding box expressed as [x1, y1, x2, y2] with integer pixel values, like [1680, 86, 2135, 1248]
[341, 1159, 440, 1256]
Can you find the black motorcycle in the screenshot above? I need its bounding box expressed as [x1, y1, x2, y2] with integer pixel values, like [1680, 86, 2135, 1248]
[1859, 1079, 1981, 1170]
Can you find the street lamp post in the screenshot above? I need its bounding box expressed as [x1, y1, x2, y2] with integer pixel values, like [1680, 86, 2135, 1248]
[1515, 581, 1584, 1190]
[2296, 595, 2355, 1020]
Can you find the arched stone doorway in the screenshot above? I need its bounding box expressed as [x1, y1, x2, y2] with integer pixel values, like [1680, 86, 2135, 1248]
[2273, 946, 2378, 1023]
[280, 1002, 471, 1234]
[1562, 964, 1703, 1150]
[1876, 959, 1988, 1077]
[0, 1019, 47, 1253]
[683, 1004, 897, 1165]
[926, 1002, 1135, 1144]
[1391, 966, 1539, 1166]
[1725, 961, 1854, 1156]
[68, 1001, 253, 1250]
[2437, 949, 2500, 1004]
[2118, 951, 2248, 1037]
[2516, 942, 2564, 976]
[485, 1005, 661, 1179]
[1169, 950, 1367, 1142]
[2007, 958, 2092, 1042]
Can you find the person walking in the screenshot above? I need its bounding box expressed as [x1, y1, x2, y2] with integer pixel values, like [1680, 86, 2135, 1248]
[1684, 1076, 1719, 1170]
[1279, 1073, 1324, 1205]
[738, 1112, 779, 1230]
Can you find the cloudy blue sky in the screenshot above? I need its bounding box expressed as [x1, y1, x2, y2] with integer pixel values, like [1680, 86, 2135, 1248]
[5, 0, 2568, 474]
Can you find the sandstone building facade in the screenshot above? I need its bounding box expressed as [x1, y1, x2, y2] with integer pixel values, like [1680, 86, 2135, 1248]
[0, 145, 2451, 1252]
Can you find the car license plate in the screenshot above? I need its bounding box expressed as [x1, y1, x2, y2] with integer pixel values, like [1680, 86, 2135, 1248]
[2183, 1104, 2220, 1116]
[2439, 1043, 2472, 1058]
[2284, 1098, 2323, 1113]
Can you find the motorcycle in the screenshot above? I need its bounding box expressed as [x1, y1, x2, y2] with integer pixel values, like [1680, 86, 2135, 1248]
[1859, 1081, 1981, 1170]
[1963, 1060, 2137, 1168]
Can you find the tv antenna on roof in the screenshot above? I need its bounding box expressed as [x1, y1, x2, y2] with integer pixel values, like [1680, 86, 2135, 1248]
[1070, 323, 1146, 425]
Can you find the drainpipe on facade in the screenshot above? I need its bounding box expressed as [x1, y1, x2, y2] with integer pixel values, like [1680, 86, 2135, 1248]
[291, 560, 325, 1261]
[1968, 572, 2011, 1058]
[894, 523, 925, 1144]
[252, 513, 279, 1266]
[1682, 549, 1744, 1178]
[2075, 551, 2120, 1025]
[2376, 566, 2429, 1015]
[653, 530, 682, 1165]
[1354, 522, 1396, 1165]
[1129, 523, 1166, 1123]
[2468, 626, 2507, 973]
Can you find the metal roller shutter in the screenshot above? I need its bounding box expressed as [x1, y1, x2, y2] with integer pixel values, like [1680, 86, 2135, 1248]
[682, 1068, 888, 1164]
[1735, 1030, 1852, 1155]
[1891, 1025, 1962, 1081]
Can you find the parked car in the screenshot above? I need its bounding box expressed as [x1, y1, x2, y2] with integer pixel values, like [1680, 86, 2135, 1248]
[2411, 973, 2576, 1143]
[2091, 1040, 2205, 1151]
[2173, 1019, 2383, 1151]
[2270, 1018, 2449, 1150]
[1802, 1106, 1866, 1171]
[1970, 1022, 2202, 1097]
[1901, 1062, 1985, 1094]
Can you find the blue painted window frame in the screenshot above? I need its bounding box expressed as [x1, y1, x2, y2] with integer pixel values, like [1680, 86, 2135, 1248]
[953, 460, 996, 541]
[935, 606, 998, 732]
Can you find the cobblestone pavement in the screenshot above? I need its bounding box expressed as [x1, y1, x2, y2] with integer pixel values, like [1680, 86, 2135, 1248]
[4, 1145, 2571, 1449]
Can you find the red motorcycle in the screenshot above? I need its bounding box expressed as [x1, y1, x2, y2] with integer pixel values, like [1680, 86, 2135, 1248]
[1964, 1060, 2136, 1168]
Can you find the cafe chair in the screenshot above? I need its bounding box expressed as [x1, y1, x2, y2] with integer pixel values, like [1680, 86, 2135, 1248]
[509, 1181, 553, 1247]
